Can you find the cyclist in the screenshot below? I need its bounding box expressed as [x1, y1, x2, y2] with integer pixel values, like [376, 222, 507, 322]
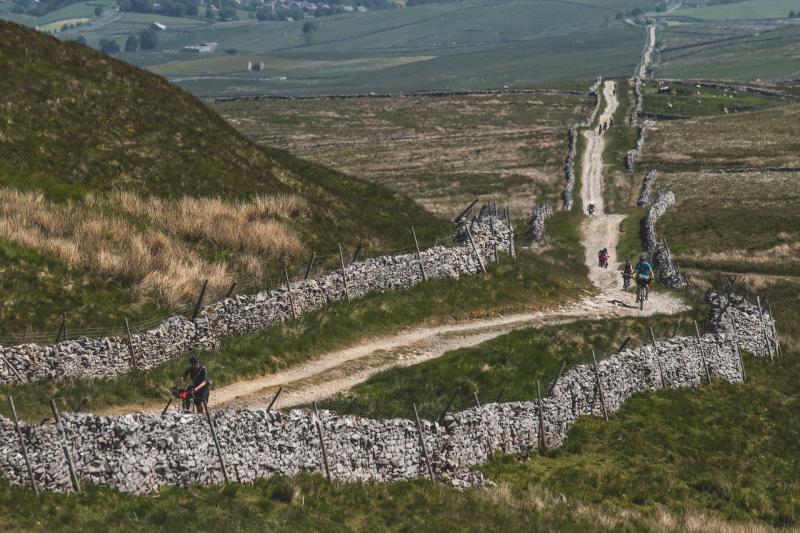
[587, 203, 595, 215]
[175, 354, 210, 414]
[635, 254, 653, 301]
[622, 259, 634, 289]
[598, 248, 609, 268]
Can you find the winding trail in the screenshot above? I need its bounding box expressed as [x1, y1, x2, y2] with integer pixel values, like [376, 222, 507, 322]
[638, 24, 656, 78]
[103, 76, 687, 417]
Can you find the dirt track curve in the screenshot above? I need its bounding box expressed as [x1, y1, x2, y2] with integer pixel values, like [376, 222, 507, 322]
[104, 78, 687, 417]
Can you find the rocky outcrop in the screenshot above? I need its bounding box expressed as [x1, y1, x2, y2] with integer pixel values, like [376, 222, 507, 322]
[0, 212, 512, 386]
[0, 296, 775, 495]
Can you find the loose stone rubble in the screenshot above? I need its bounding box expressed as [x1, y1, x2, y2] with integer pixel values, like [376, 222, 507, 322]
[0, 294, 777, 494]
[0, 213, 511, 386]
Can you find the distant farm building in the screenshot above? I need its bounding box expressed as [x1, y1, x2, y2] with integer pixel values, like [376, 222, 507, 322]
[182, 42, 218, 53]
[151, 22, 167, 31]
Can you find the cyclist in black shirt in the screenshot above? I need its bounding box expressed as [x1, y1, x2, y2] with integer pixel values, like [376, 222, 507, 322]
[176, 354, 209, 414]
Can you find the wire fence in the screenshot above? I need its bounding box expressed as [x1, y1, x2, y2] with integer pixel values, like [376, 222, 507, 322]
[0, 234, 455, 347]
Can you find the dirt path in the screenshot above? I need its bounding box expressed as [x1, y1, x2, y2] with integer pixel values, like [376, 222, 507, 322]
[639, 24, 656, 78]
[102, 78, 687, 417]
[581, 80, 685, 312]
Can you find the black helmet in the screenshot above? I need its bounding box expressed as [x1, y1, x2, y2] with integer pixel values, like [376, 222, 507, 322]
[189, 354, 199, 365]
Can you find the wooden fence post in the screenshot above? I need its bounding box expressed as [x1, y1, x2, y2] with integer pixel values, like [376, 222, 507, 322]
[1, 354, 26, 384]
[191, 279, 208, 322]
[726, 310, 746, 383]
[283, 263, 297, 319]
[505, 207, 516, 259]
[411, 227, 428, 282]
[452, 199, 479, 224]
[436, 387, 460, 424]
[304, 252, 317, 281]
[124, 317, 139, 371]
[351, 241, 364, 265]
[765, 299, 781, 355]
[649, 327, 666, 388]
[338, 244, 350, 301]
[547, 360, 567, 395]
[536, 380, 546, 454]
[462, 223, 486, 274]
[224, 282, 237, 299]
[756, 296, 776, 361]
[413, 403, 435, 482]
[693, 321, 712, 383]
[591, 350, 609, 421]
[50, 399, 81, 493]
[312, 403, 331, 481]
[55, 313, 66, 343]
[204, 406, 229, 484]
[8, 396, 38, 496]
[266, 387, 283, 412]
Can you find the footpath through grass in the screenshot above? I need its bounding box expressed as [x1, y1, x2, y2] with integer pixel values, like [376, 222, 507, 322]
[0, 211, 591, 422]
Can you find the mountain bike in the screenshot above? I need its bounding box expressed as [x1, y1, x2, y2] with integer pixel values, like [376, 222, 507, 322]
[635, 279, 649, 311]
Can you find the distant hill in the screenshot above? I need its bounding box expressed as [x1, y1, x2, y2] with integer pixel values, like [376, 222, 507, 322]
[0, 20, 447, 335]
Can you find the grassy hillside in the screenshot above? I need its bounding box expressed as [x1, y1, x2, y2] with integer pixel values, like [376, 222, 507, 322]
[0, 20, 449, 335]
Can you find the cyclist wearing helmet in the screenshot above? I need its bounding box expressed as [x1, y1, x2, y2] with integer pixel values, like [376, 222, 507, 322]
[635, 254, 653, 300]
[176, 354, 209, 413]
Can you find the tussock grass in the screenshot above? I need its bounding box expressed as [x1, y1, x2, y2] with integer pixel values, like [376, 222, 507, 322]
[0, 474, 769, 532]
[0, 188, 308, 305]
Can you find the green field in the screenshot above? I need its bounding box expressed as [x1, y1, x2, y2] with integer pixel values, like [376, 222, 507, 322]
[654, 22, 800, 81]
[33, 0, 656, 96]
[665, 0, 800, 20]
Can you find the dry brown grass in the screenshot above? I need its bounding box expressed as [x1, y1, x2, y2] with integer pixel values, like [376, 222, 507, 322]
[0, 189, 308, 305]
[481, 483, 774, 532]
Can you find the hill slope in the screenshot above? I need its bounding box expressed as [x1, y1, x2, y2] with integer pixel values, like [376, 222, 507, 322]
[0, 20, 447, 336]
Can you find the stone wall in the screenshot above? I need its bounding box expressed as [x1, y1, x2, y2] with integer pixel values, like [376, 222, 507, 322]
[636, 169, 658, 207]
[0, 296, 776, 495]
[213, 88, 586, 104]
[561, 125, 578, 211]
[630, 77, 643, 126]
[0, 213, 511, 386]
[641, 187, 694, 291]
[526, 203, 553, 245]
[625, 123, 646, 176]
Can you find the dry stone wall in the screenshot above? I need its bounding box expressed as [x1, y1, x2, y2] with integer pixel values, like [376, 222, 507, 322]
[642, 187, 693, 291]
[0, 214, 511, 386]
[637, 169, 658, 207]
[0, 296, 776, 495]
[526, 203, 553, 245]
[561, 125, 578, 211]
